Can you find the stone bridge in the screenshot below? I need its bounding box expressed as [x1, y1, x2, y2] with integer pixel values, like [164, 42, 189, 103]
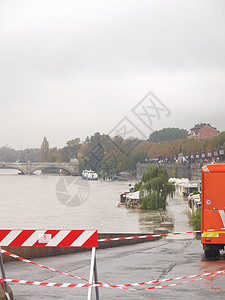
[0, 159, 79, 175]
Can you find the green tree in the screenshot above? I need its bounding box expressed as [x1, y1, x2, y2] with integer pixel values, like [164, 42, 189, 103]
[127, 150, 148, 171]
[149, 128, 188, 142]
[102, 150, 127, 175]
[88, 132, 105, 172]
[66, 138, 81, 147]
[139, 166, 175, 210]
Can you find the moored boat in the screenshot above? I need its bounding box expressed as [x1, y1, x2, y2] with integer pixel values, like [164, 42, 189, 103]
[82, 170, 98, 180]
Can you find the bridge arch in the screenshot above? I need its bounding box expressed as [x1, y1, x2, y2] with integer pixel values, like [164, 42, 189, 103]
[0, 165, 26, 175]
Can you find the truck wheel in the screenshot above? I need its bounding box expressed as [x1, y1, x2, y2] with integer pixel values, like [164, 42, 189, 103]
[204, 249, 219, 258]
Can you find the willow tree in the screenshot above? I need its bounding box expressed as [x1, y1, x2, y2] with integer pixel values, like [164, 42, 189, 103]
[139, 166, 175, 210]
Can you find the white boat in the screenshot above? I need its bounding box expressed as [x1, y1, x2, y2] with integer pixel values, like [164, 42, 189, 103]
[82, 170, 98, 180]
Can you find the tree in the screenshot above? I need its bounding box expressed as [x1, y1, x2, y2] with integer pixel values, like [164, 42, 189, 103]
[0, 146, 17, 162]
[101, 150, 127, 175]
[88, 132, 105, 171]
[149, 128, 188, 142]
[138, 166, 175, 210]
[127, 150, 148, 171]
[66, 138, 80, 147]
[48, 147, 60, 162]
[40, 137, 49, 162]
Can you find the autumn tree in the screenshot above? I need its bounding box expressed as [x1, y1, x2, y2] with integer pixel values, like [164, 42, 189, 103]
[40, 137, 49, 162]
[102, 150, 127, 175]
[127, 150, 148, 171]
[48, 147, 60, 162]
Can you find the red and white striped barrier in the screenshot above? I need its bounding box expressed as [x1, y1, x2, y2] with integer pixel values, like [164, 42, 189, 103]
[0, 229, 97, 247]
[1, 228, 224, 247]
[0, 229, 99, 300]
[2, 228, 225, 297]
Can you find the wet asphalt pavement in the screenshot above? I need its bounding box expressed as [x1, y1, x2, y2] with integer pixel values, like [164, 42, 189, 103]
[4, 236, 225, 299]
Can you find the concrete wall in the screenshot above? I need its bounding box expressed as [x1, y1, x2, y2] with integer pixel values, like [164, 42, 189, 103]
[2, 233, 161, 262]
[136, 163, 202, 181]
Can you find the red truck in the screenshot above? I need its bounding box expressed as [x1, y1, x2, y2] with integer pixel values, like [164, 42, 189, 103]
[201, 164, 225, 257]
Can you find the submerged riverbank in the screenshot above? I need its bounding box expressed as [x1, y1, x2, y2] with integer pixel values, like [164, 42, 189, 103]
[0, 172, 176, 232]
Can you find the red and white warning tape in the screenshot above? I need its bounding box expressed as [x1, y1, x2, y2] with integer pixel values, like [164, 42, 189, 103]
[0, 278, 91, 288]
[97, 228, 225, 242]
[2, 228, 225, 293]
[1, 270, 225, 291]
[1, 248, 225, 291]
[0, 280, 10, 299]
[0, 249, 89, 282]
[97, 231, 197, 242]
[107, 271, 225, 291]
[107, 269, 225, 289]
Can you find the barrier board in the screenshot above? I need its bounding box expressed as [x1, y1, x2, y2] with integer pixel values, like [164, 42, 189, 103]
[0, 229, 99, 300]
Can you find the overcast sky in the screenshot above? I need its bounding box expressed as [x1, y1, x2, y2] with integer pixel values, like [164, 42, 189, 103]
[0, 0, 225, 149]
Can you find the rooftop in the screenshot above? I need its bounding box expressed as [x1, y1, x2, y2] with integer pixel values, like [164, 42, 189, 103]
[190, 123, 217, 132]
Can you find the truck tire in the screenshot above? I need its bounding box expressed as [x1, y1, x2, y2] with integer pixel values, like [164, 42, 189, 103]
[204, 249, 219, 258]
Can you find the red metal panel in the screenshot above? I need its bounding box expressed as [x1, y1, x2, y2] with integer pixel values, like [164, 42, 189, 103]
[0, 230, 97, 247]
[201, 164, 225, 245]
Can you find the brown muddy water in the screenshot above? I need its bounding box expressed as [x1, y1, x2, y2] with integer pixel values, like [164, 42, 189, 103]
[0, 169, 191, 233]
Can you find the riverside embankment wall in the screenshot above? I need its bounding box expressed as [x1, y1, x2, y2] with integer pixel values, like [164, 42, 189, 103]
[136, 163, 202, 181]
[2, 233, 161, 262]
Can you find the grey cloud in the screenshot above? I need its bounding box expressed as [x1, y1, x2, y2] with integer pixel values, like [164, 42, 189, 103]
[0, 0, 225, 148]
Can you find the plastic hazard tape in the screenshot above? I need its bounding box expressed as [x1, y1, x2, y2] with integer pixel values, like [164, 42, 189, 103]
[97, 228, 225, 242]
[1, 270, 225, 291]
[2, 248, 225, 291]
[0, 280, 10, 300]
[108, 271, 225, 291]
[98, 231, 198, 242]
[0, 278, 91, 288]
[0, 249, 89, 282]
[109, 269, 225, 289]
[0, 229, 97, 247]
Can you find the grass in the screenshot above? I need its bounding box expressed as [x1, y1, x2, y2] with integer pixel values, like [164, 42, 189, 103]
[190, 208, 201, 231]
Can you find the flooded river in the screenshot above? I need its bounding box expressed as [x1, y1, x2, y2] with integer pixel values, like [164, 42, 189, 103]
[0, 170, 190, 233]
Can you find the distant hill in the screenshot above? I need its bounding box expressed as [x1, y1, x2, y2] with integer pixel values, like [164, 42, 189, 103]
[148, 127, 188, 142]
